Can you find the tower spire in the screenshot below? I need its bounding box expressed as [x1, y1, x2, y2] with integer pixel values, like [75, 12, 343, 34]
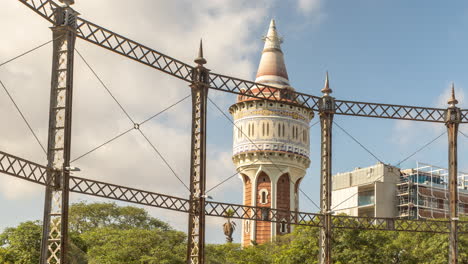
[321, 71, 332, 95]
[448, 82, 458, 107]
[255, 19, 290, 88]
[194, 39, 207, 66]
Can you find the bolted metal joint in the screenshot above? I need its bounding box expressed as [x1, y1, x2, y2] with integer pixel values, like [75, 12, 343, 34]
[445, 107, 461, 124]
[319, 96, 335, 114]
[54, 5, 79, 28]
[319, 72, 335, 114]
[445, 83, 461, 124]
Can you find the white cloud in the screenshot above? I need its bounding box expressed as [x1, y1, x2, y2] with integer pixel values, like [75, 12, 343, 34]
[0, 0, 279, 243]
[297, 0, 322, 15]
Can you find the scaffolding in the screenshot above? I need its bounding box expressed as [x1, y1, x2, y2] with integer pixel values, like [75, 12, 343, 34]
[397, 162, 468, 219]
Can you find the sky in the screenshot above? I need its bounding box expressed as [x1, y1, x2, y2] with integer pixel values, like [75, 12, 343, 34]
[1, 0, 468, 244]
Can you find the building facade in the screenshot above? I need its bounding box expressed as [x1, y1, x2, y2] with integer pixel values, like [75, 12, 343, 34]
[332, 162, 468, 219]
[230, 20, 314, 246]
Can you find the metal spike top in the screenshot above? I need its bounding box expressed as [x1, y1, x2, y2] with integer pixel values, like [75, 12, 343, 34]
[448, 82, 458, 107]
[59, 0, 75, 6]
[194, 39, 207, 66]
[321, 71, 332, 95]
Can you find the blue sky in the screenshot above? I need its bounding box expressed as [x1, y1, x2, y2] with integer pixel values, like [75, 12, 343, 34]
[0, 0, 468, 244]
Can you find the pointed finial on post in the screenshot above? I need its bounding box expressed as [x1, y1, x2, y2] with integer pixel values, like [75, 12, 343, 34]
[321, 71, 332, 96]
[448, 82, 458, 108]
[194, 39, 207, 66]
[59, 0, 75, 6]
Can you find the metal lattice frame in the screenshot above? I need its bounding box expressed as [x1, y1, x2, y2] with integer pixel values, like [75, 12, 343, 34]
[7, 1, 468, 264]
[4, 149, 466, 234]
[446, 103, 461, 264]
[186, 52, 210, 264]
[318, 92, 334, 264]
[39, 6, 77, 264]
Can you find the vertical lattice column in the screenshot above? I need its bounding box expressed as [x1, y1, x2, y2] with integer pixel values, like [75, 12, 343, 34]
[40, 5, 77, 264]
[446, 84, 460, 264]
[187, 42, 209, 264]
[319, 73, 334, 264]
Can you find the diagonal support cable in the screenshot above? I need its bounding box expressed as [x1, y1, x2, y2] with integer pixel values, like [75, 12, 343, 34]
[0, 37, 59, 68]
[395, 131, 446, 166]
[75, 48, 135, 123]
[71, 94, 190, 163]
[0, 79, 46, 155]
[331, 129, 447, 211]
[75, 49, 189, 192]
[334, 121, 384, 163]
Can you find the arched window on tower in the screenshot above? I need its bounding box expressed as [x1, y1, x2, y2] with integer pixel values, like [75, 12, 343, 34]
[277, 123, 281, 137]
[252, 123, 254, 137]
[282, 124, 285, 138]
[259, 189, 269, 204]
[248, 123, 251, 137]
[267, 123, 270, 136]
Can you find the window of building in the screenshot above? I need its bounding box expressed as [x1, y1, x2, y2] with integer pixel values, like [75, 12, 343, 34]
[282, 124, 285, 137]
[259, 189, 268, 204]
[267, 123, 270, 136]
[279, 220, 288, 233]
[262, 123, 265, 136]
[278, 123, 281, 137]
[245, 220, 250, 233]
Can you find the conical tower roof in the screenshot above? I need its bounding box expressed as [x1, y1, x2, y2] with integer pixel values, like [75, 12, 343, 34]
[255, 19, 290, 88]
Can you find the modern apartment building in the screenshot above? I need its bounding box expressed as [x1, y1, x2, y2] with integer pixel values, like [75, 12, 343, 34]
[332, 162, 468, 219]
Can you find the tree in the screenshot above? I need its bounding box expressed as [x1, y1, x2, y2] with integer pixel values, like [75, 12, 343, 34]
[69, 202, 169, 233]
[223, 209, 237, 243]
[0, 221, 41, 264]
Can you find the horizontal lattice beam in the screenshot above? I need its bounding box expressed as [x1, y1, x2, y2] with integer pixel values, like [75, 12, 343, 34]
[0, 150, 48, 185]
[18, 0, 58, 24]
[19, 0, 468, 123]
[69, 176, 190, 213]
[334, 99, 447, 123]
[331, 214, 451, 233]
[75, 18, 194, 82]
[204, 200, 323, 226]
[1, 150, 467, 233]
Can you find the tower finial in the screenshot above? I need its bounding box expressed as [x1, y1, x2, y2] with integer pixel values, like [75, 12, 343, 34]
[448, 82, 458, 107]
[59, 0, 75, 6]
[194, 39, 207, 66]
[321, 71, 332, 95]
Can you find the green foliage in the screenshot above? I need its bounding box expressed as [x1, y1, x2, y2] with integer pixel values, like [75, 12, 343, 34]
[0, 221, 42, 264]
[1, 203, 467, 264]
[0, 202, 184, 264]
[69, 202, 170, 233]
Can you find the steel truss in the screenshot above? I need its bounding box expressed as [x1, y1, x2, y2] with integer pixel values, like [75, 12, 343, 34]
[4, 149, 467, 235]
[5, 1, 467, 264]
[19, 0, 468, 123]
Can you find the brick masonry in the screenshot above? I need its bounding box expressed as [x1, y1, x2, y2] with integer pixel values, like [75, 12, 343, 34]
[255, 172, 271, 244]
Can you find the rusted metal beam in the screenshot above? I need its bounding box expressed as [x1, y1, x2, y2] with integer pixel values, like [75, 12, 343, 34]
[318, 73, 334, 264]
[446, 84, 461, 264]
[40, 4, 78, 264]
[186, 41, 209, 264]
